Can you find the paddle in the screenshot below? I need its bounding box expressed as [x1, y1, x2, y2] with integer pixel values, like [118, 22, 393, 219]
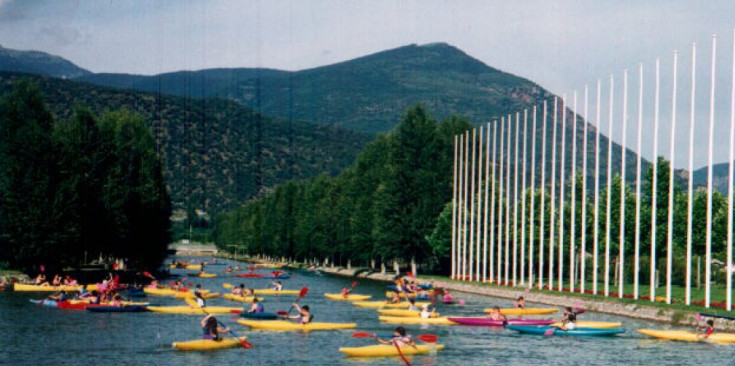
[351, 333, 438, 343]
[278, 287, 309, 317]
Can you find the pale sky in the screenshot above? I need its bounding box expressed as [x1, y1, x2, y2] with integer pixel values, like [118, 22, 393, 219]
[2, 0, 735, 168]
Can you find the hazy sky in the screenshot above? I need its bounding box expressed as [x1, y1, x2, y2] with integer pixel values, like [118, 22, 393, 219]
[2, 0, 735, 168]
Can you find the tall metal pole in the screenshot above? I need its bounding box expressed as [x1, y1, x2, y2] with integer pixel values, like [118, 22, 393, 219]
[529, 106, 538, 287]
[457, 133, 465, 280]
[490, 121, 498, 283]
[463, 130, 470, 280]
[452, 135, 459, 279]
[539, 101, 548, 290]
[705, 35, 718, 308]
[605, 75, 614, 297]
[581, 85, 589, 293]
[728, 27, 735, 311]
[651, 59, 661, 302]
[558, 95, 567, 291]
[666, 51, 679, 304]
[686, 44, 697, 305]
[521, 110, 529, 285]
[475, 126, 484, 280]
[469, 128, 477, 281]
[594, 80, 602, 295]
[505, 115, 512, 285]
[513, 113, 521, 285]
[619, 70, 628, 299]
[634, 63, 644, 300]
[570, 91, 578, 292]
[549, 98, 558, 289]
[498, 117, 505, 283]
[483, 122, 491, 282]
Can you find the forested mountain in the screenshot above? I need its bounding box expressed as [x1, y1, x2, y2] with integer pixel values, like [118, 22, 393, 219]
[0, 73, 373, 215]
[0, 45, 91, 79]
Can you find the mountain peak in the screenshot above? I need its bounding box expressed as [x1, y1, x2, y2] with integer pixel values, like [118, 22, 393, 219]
[0, 46, 91, 79]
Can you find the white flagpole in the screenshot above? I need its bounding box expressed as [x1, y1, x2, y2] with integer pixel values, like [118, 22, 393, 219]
[550, 98, 558, 289]
[463, 130, 470, 280]
[529, 106, 538, 287]
[514, 112, 521, 285]
[686, 44, 697, 306]
[483, 122, 491, 282]
[521, 110, 529, 285]
[469, 128, 477, 282]
[452, 135, 459, 279]
[634, 63, 644, 300]
[559, 94, 567, 292]
[505, 115, 512, 285]
[705, 34, 717, 308]
[651, 59, 661, 302]
[666, 51, 679, 304]
[457, 133, 464, 280]
[594, 80, 602, 295]
[605, 74, 614, 297]
[498, 117, 505, 283]
[539, 101, 548, 289]
[475, 126, 484, 280]
[728, 27, 735, 312]
[570, 91, 578, 292]
[581, 85, 589, 294]
[490, 121, 498, 283]
[619, 69, 628, 299]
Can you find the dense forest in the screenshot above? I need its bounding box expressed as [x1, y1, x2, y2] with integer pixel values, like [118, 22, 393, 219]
[213, 106, 472, 270]
[0, 81, 171, 272]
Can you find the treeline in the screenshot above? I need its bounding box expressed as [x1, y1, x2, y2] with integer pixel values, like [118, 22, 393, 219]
[213, 106, 472, 271]
[0, 80, 171, 272]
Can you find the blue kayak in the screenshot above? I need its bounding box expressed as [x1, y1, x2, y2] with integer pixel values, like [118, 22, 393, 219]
[30, 299, 58, 307]
[239, 312, 279, 319]
[387, 284, 432, 291]
[505, 325, 625, 336]
[86, 305, 148, 312]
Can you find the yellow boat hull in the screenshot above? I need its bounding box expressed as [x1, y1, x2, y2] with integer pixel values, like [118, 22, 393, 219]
[169, 264, 202, 270]
[353, 301, 430, 308]
[377, 309, 439, 318]
[638, 329, 735, 344]
[324, 293, 372, 301]
[237, 319, 356, 331]
[143, 287, 212, 298]
[198, 273, 217, 278]
[378, 316, 456, 325]
[172, 337, 247, 351]
[483, 308, 558, 316]
[147, 306, 240, 314]
[551, 321, 623, 329]
[223, 294, 264, 302]
[251, 289, 300, 295]
[340, 344, 444, 357]
[14, 284, 83, 292]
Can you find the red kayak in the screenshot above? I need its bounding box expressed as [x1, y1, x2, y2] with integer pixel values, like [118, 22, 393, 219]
[447, 317, 555, 326]
[57, 301, 103, 311]
[234, 273, 266, 278]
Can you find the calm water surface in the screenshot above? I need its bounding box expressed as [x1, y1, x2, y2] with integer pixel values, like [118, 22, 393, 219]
[3, 257, 735, 366]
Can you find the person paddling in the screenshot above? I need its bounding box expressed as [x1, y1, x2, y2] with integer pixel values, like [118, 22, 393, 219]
[514, 296, 526, 309]
[698, 319, 715, 339]
[201, 314, 229, 341]
[47, 290, 67, 302]
[247, 298, 264, 313]
[272, 281, 283, 291]
[375, 326, 415, 347]
[487, 306, 507, 321]
[419, 303, 435, 319]
[559, 307, 577, 330]
[442, 289, 454, 304]
[232, 284, 245, 296]
[286, 303, 312, 324]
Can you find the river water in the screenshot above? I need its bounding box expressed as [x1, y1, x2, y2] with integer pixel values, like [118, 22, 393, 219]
[2, 257, 735, 366]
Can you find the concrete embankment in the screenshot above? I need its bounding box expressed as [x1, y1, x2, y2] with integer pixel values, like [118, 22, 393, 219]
[313, 265, 735, 331]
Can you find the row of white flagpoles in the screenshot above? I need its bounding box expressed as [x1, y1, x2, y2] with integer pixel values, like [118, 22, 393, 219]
[450, 30, 735, 310]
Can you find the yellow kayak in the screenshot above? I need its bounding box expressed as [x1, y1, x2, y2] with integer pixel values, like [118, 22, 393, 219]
[237, 319, 356, 331]
[68, 300, 149, 306]
[378, 316, 457, 325]
[252, 289, 300, 295]
[551, 321, 623, 329]
[340, 344, 445, 357]
[169, 264, 202, 270]
[254, 263, 283, 269]
[147, 306, 241, 314]
[223, 294, 264, 303]
[324, 293, 372, 301]
[377, 309, 440, 318]
[14, 284, 83, 292]
[198, 273, 217, 278]
[143, 287, 212, 298]
[385, 291, 435, 299]
[353, 301, 430, 308]
[172, 337, 248, 351]
[483, 308, 558, 316]
[638, 329, 735, 344]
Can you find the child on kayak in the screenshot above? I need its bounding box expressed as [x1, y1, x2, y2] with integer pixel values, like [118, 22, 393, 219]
[201, 314, 229, 341]
[47, 290, 67, 302]
[232, 284, 245, 296]
[194, 291, 206, 308]
[272, 281, 283, 291]
[698, 319, 715, 339]
[407, 298, 419, 311]
[34, 274, 48, 286]
[247, 298, 264, 313]
[375, 326, 415, 347]
[514, 296, 526, 309]
[442, 289, 455, 304]
[287, 303, 312, 324]
[559, 307, 577, 330]
[487, 306, 507, 321]
[419, 304, 435, 318]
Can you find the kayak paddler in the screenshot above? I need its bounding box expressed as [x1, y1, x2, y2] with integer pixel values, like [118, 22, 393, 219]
[286, 303, 312, 324]
[698, 319, 715, 339]
[514, 296, 526, 309]
[375, 326, 415, 347]
[247, 297, 264, 313]
[201, 314, 229, 340]
[487, 306, 507, 321]
[559, 307, 577, 330]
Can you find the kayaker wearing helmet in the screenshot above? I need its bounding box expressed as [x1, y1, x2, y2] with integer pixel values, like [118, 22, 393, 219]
[376, 326, 415, 347]
[201, 314, 229, 340]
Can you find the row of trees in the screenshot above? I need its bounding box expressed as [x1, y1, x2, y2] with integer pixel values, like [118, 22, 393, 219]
[0, 81, 171, 272]
[213, 106, 472, 269]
